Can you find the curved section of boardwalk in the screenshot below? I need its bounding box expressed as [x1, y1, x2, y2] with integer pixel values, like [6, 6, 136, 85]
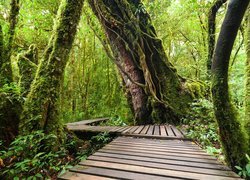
[60, 137, 240, 180]
[67, 124, 186, 140]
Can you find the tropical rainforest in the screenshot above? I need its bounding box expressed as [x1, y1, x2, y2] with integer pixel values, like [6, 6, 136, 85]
[0, 0, 250, 179]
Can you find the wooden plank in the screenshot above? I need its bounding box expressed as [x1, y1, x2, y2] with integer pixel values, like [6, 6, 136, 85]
[170, 125, 184, 138]
[94, 151, 231, 170]
[133, 126, 144, 134]
[121, 133, 191, 140]
[70, 166, 177, 180]
[109, 142, 208, 155]
[98, 149, 222, 164]
[102, 146, 217, 161]
[165, 125, 175, 136]
[59, 171, 115, 180]
[88, 155, 238, 177]
[113, 138, 197, 147]
[146, 125, 154, 135]
[153, 125, 160, 135]
[104, 144, 214, 158]
[67, 118, 109, 126]
[115, 127, 128, 132]
[140, 125, 149, 134]
[80, 160, 240, 180]
[160, 125, 167, 136]
[128, 126, 140, 133]
[110, 141, 202, 151]
[121, 126, 134, 133]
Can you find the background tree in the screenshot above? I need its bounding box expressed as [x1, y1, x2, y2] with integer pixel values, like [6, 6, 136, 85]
[207, 0, 227, 75]
[211, 0, 249, 168]
[19, 0, 84, 137]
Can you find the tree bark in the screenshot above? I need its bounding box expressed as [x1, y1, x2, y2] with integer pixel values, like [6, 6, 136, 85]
[19, 0, 84, 136]
[245, 8, 250, 149]
[211, 0, 249, 168]
[207, 0, 227, 75]
[0, 0, 20, 85]
[88, 0, 193, 125]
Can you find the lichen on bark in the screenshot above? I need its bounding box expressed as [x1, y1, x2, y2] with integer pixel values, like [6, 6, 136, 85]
[19, 0, 84, 138]
[17, 45, 38, 97]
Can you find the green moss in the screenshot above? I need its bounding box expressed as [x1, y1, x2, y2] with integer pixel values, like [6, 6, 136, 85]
[17, 45, 38, 96]
[20, 0, 84, 141]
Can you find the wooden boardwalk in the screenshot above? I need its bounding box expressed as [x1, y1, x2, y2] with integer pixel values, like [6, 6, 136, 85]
[60, 137, 240, 179]
[61, 119, 240, 179]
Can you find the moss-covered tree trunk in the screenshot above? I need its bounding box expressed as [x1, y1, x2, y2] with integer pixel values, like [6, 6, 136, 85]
[245, 8, 250, 147]
[19, 0, 84, 136]
[89, 0, 194, 125]
[0, 0, 20, 85]
[207, 0, 227, 75]
[211, 0, 249, 168]
[0, 0, 21, 146]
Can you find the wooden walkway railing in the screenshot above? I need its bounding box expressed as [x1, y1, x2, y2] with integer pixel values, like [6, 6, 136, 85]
[60, 119, 241, 180]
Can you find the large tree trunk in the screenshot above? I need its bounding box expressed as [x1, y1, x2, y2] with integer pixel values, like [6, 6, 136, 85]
[88, 0, 193, 125]
[19, 0, 84, 137]
[211, 0, 249, 168]
[207, 0, 227, 75]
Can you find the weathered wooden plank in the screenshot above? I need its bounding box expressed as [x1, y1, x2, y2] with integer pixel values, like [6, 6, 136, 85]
[121, 126, 134, 133]
[128, 126, 140, 133]
[59, 171, 115, 180]
[146, 125, 154, 135]
[153, 125, 160, 135]
[134, 126, 144, 134]
[110, 141, 202, 151]
[88, 155, 238, 177]
[113, 137, 197, 147]
[109, 142, 208, 155]
[160, 125, 167, 136]
[121, 133, 191, 140]
[94, 151, 231, 170]
[165, 125, 175, 136]
[70, 166, 178, 180]
[104, 144, 214, 158]
[67, 118, 109, 126]
[170, 125, 184, 138]
[140, 125, 150, 134]
[80, 160, 240, 180]
[115, 127, 128, 132]
[102, 146, 218, 162]
[98, 148, 222, 164]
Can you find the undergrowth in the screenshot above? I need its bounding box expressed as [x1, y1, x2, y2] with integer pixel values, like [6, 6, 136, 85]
[0, 131, 112, 179]
[181, 99, 222, 159]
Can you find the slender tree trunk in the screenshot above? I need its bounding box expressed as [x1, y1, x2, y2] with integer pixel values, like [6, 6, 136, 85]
[207, 0, 227, 75]
[0, 0, 20, 146]
[88, 0, 193, 125]
[245, 8, 250, 147]
[0, 0, 20, 85]
[211, 0, 249, 168]
[19, 0, 84, 137]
